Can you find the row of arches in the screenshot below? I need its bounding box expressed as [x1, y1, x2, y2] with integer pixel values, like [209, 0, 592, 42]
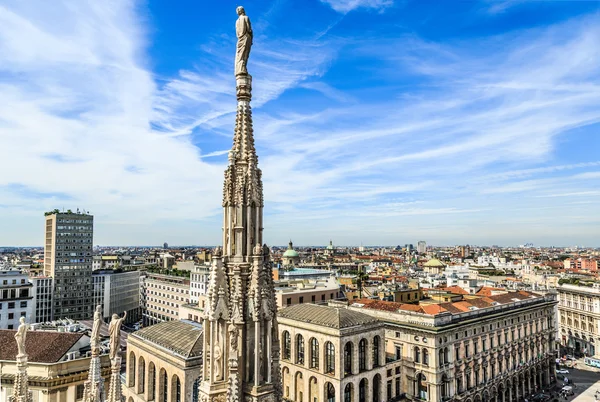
[454, 363, 551, 402]
[128, 351, 196, 402]
[281, 368, 385, 402]
[282, 332, 382, 377]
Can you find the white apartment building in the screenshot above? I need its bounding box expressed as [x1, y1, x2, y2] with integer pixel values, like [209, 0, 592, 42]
[30, 275, 53, 323]
[143, 272, 190, 326]
[557, 283, 600, 358]
[189, 264, 210, 304]
[0, 269, 33, 329]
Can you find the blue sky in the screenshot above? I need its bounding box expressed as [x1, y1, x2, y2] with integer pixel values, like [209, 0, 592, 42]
[1, 0, 600, 247]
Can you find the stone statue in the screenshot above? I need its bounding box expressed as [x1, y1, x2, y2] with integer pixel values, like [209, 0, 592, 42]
[228, 323, 239, 352]
[14, 316, 29, 356]
[214, 343, 223, 379]
[108, 312, 127, 360]
[90, 305, 103, 345]
[235, 6, 253, 76]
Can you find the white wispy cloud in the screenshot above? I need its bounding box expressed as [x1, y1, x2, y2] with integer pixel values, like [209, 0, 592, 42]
[320, 0, 394, 13]
[1, 1, 599, 246]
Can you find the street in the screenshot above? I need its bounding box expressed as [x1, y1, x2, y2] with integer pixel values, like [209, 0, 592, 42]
[556, 365, 600, 401]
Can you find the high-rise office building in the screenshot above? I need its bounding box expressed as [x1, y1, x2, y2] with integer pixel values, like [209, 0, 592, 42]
[417, 241, 427, 254]
[44, 211, 94, 320]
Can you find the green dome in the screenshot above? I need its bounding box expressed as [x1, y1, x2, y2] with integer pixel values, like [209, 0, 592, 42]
[283, 240, 299, 258]
[283, 249, 299, 258]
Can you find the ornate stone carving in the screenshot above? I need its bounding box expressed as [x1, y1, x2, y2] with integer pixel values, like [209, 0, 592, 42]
[14, 317, 28, 357]
[90, 305, 103, 352]
[108, 312, 126, 360]
[235, 7, 252, 76]
[199, 8, 278, 402]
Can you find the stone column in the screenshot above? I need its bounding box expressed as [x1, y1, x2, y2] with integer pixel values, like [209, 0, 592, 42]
[8, 354, 33, 402]
[82, 348, 106, 402]
[106, 357, 123, 402]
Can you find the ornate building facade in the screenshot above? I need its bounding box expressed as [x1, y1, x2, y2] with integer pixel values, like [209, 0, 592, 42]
[557, 283, 600, 358]
[197, 7, 280, 402]
[348, 290, 558, 402]
[277, 304, 391, 402]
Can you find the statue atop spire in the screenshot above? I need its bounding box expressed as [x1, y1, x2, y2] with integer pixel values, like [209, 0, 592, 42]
[235, 6, 253, 76]
[10, 317, 33, 402]
[199, 7, 280, 402]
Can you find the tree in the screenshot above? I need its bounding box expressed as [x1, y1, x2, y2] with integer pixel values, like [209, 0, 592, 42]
[356, 271, 369, 299]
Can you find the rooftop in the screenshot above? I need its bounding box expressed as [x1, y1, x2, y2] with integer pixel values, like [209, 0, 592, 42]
[131, 320, 203, 358]
[350, 290, 543, 317]
[278, 303, 379, 329]
[0, 330, 84, 363]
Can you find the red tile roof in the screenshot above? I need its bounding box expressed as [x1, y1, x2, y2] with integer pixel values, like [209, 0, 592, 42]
[442, 286, 469, 295]
[0, 330, 83, 363]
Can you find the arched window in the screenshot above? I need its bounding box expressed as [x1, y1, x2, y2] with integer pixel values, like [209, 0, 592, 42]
[310, 338, 319, 369]
[148, 363, 156, 401]
[172, 375, 181, 402]
[326, 382, 335, 402]
[439, 349, 445, 366]
[372, 336, 380, 367]
[283, 331, 291, 360]
[423, 348, 429, 365]
[128, 352, 136, 387]
[325, 342, 335, 374]
[441, 374, 449, 399]
[359, 339, 367, 372]
[159, 368, 168, 402]
[344, 342, 353, 376]
[359, 379, 368, 402]
[192, 376, 200, 402]
[444, 347, 449, 364]
[296, 334, 305, 364]
[372, 373, 381, 402]
[138, 356, 146, 394]
[417, 373, 428, 400]
[295, 372, 304, 402]
[344, 383, 353, 402]
[414, 347, 420, 363]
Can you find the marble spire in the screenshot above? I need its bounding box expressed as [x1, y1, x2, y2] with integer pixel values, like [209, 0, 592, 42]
[9, 317, 33, 402]
[82, 305, 106, 402]
[198, 6, 281, 402]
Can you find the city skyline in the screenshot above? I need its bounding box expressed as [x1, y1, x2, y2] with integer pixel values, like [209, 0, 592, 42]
[1, 0, 600, 247]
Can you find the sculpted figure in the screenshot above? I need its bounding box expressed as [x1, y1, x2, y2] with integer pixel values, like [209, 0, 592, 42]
[235, 6, 253, 75]
[214, 343, 223, 379]
[228, 323, 239, 352]
[15, 316, 29, 356]
[108, 311, 127, 359]
[91, 305, 103, 344]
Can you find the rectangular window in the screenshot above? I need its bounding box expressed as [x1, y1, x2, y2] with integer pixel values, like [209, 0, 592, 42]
[299, 296, 304, 304]
[286, 298, 292, 306]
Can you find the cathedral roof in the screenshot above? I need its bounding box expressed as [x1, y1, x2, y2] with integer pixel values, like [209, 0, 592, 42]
[278, 303, 379, 330]
[131, 320, 203, 358]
